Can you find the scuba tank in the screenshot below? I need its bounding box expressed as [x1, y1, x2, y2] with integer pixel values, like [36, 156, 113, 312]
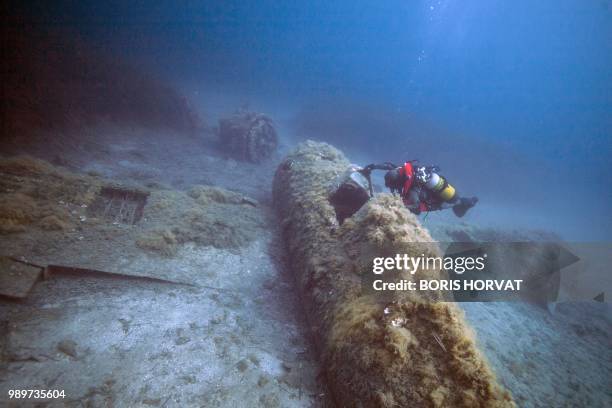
[415, 165, 457, 202]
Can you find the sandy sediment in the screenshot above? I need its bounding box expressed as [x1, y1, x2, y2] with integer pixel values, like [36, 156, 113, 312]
[273, 141, 514, 407]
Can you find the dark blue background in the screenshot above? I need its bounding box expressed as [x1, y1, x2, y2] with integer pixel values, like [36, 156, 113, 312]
[11, 0, 612, 239]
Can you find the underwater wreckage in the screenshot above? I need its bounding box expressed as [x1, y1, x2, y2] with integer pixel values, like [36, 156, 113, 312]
[273, 141, 514, 407]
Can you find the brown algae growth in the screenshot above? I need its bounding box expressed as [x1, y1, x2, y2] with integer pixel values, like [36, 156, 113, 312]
[273, 141, 514, 407]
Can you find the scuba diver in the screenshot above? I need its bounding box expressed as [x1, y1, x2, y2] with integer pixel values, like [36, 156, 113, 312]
[373, 161, 478, 217]
[329, 161, 478, 223]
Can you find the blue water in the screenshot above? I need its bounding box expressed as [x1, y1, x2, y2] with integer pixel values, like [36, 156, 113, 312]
[20, 0, 612, 239]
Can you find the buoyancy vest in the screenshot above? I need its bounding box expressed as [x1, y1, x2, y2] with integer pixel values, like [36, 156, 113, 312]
[399, 162, 414, 195]
[399, 162, 430, 212]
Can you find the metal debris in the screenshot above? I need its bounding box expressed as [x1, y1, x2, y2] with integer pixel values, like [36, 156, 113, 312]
[218, 110, 278, 163]
[88, 186, 149, 225]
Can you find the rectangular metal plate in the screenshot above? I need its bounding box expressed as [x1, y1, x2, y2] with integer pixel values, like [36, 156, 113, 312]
[0, 257, 42, 298]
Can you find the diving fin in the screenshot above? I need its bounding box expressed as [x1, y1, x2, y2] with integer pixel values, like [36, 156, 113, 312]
[453, 197, 478, 217]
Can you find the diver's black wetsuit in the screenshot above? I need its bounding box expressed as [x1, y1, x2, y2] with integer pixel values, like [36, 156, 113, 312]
[383, 162, 478, 217]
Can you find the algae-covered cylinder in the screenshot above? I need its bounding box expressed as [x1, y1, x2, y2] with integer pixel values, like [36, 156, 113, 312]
[273, 141, 514, 408]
